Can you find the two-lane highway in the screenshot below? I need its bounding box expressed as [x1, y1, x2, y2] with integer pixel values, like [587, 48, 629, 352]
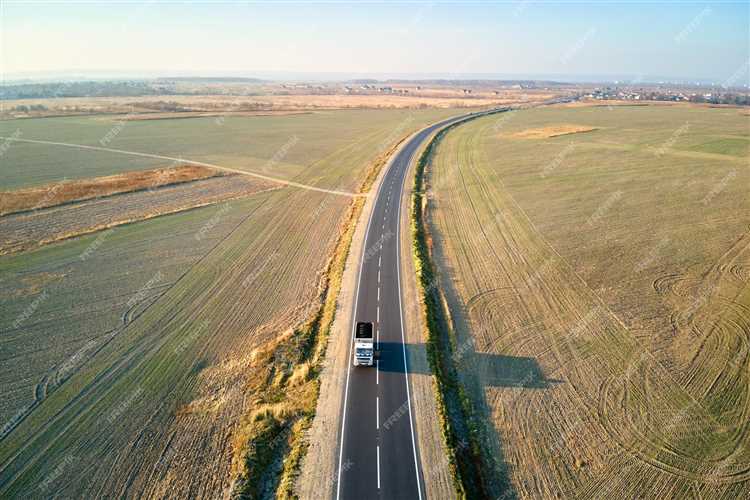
[336, 110, 505, 499]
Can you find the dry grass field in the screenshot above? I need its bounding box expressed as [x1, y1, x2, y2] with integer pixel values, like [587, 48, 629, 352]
[0, 107, 466, 497]
[426, 105, 749, 498]
[0, 87, 555, 120]
[0, 165, 221, 216]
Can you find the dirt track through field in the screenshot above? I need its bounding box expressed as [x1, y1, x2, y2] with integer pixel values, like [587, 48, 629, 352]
[427, 109, 750, 498]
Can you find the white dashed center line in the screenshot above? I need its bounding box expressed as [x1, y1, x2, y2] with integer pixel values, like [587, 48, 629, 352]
[376, 397, 379, 429]
[377, 445, 381, 489]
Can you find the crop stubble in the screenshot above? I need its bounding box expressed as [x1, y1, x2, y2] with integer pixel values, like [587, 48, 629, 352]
[427, 105, 749, 498]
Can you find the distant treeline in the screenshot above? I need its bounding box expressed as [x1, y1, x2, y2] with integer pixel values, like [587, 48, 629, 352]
[684, 93, 749, 106]
[0, 78, 271, 100]
[0, 81, 170, 100]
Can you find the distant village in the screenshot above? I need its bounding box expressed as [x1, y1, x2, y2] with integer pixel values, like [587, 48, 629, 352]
[281, 82, 524, 96]
[584, 86, 749, 106]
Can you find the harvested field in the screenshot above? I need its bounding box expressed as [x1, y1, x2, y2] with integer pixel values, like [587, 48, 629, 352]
[0, 174, 276, 255]
[510, 124, 598, 139]
[0, 107, 469, 497]
[426, 105, 750, 498]
[0, 165, 220, 216]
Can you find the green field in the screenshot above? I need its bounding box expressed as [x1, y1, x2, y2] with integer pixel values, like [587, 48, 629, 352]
[426, 104, 749, 498]
[0, 109, 460, 190]
[0, 107, 466, 497]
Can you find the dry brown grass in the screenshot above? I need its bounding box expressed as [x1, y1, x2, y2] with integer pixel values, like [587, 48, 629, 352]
[509, 124, 598, 139]
[0, 165, 220, 216]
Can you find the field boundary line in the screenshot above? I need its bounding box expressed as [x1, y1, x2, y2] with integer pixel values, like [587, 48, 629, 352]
[0, 136, 363, 197]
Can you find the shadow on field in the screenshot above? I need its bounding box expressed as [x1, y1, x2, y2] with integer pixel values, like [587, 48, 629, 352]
[377, 341, 558, 389]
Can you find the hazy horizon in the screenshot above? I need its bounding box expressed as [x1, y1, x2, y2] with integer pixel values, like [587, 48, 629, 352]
[1, 68, 743, 87]
[2, 1, 748, 85]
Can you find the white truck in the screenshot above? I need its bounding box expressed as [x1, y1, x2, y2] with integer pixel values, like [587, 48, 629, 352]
[353, 321, 375, 366]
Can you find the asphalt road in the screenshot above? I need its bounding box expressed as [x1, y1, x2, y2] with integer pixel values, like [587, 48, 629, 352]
[336, 109, 505, 500]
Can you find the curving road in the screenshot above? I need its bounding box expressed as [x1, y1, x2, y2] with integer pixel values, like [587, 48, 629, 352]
[335, 109, 507, 499]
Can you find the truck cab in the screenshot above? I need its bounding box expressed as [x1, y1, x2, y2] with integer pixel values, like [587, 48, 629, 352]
[353, 321, 375, 366]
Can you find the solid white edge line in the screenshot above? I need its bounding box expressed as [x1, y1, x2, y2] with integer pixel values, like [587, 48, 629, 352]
[336, 153, 391, 500]
[396, 139, 424, 500]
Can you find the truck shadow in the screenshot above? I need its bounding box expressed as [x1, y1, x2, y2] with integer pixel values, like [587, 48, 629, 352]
[377, 341, 560, 389]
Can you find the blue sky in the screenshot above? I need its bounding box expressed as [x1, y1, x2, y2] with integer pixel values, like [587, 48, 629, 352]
[2, 1, 748, 83]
